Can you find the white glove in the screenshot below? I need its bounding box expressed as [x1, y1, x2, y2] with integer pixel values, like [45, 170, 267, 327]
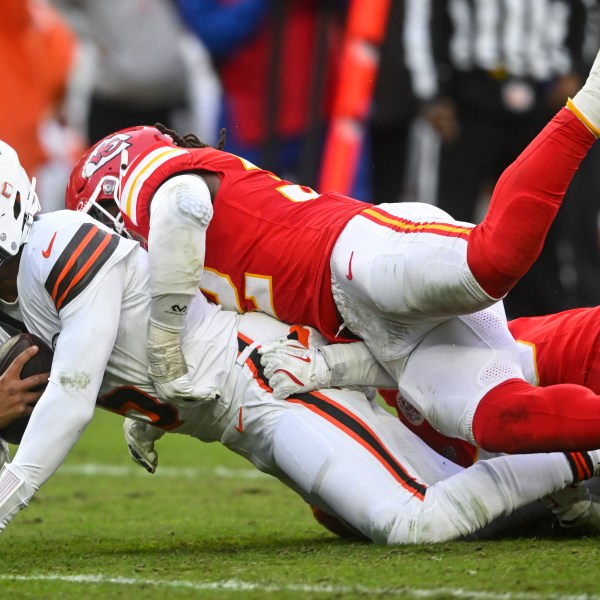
[259, 338, 332, 399]
[123, 418, 164, 474]
[147, 320, 221, 407]
[0, 438, 9, 469]
[153, 374, 222, 409]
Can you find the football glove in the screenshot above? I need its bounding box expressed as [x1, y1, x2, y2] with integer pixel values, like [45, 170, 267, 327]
[259, 338, 332, 399]
[147, 320, 221, 407]
[123, 418, 163, 474]
[153, 375, 222, 408]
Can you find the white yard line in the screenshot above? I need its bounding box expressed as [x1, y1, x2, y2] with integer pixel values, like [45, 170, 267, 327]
[0, 574, 597, 599]
[7, 467, 598, 600]
[57, 463, 272, 480]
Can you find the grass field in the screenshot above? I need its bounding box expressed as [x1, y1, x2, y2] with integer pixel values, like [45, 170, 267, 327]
[2, 409, 600, 599]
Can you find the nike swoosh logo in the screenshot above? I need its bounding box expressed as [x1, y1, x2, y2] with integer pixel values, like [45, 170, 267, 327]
[235, 405, 244, 433]
[346, 251, 354, 280]
[293, 355, 311, 363]
[274, 369, 304, 386]
[42, 232, 57, 258]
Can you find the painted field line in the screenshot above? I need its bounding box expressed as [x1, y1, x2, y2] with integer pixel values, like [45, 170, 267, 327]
[57, 463, 271, 480]
[1, 573, 598, 599]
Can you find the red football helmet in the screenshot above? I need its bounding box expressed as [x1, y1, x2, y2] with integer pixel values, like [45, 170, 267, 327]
[65, 126, 177, 238]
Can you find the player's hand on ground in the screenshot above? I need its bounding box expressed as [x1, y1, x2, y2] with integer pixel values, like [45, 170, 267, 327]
[0, 346, 49, 429]
[259, 338, 332, 399]
[123, 418, 160, 474]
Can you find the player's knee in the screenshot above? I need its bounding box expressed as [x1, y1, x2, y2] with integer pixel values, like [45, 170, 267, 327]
[472, 378, 543, 453]
[384, 491, 467, 545]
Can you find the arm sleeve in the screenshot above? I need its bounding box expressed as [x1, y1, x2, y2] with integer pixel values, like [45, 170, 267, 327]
[0, 261, 125, 530]
[320, 342, 398, 389]
[148, 174, 213, 333]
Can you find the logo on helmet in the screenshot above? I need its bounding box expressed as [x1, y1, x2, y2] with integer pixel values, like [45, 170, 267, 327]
[84, 134, 132, 178]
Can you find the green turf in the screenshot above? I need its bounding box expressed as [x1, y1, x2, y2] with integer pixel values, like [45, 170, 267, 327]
[1, 409, 600, 599]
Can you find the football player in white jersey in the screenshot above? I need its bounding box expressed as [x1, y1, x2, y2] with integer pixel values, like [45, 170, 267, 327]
[2, 141, 600, 543]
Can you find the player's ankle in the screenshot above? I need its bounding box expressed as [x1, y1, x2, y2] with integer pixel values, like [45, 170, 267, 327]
[587, 449, 600, 476]
[567, 95, 600, 137]
[567, 49, 600, 137]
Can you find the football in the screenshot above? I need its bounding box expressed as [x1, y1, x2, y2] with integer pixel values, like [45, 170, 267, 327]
[0, 333, 53, 445]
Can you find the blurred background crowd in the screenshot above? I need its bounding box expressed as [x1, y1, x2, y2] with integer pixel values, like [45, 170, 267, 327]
[3, 0, 599, 320]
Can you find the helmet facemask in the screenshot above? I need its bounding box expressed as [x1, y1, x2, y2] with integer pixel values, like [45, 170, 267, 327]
[76, 149, 132, 240]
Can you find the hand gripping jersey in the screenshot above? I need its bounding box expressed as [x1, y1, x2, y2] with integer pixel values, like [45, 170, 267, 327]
[116, 144, 370, 342]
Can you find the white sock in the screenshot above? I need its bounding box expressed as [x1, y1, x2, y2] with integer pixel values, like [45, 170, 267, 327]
[569, 49, 600, 136]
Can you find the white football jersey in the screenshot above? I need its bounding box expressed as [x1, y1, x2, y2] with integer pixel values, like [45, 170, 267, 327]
[10, 209, 300, 496]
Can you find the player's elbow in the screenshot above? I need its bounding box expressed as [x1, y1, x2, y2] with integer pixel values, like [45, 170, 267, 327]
[153, 175, 213, 228]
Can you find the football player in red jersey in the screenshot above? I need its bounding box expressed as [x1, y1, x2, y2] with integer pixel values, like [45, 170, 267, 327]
[66, 49, 600, 457]
[5, 140, 600, 542]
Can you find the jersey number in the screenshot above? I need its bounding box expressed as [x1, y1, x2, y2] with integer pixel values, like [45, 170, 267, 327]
[201, 180, 319, 317]
[202, 270, 278, 317]
[98, 386, 183, 430]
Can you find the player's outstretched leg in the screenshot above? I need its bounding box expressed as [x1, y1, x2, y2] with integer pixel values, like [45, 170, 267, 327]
[466, 50, 600, 300]
[388, 450, 600, 543]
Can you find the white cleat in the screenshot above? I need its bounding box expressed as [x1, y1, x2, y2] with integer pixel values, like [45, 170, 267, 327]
[544, 483, 600, 534]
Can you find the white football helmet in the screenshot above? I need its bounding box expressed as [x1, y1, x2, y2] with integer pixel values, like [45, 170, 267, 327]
[0, 141, 41, 265]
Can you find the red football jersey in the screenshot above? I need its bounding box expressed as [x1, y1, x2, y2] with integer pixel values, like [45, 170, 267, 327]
[118, 146, 370, 341]
[508, 306, 600, 393]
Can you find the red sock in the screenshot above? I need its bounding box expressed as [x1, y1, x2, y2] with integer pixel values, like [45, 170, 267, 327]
[467, 108, 595, 299]
[472, 378, 600, 453]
